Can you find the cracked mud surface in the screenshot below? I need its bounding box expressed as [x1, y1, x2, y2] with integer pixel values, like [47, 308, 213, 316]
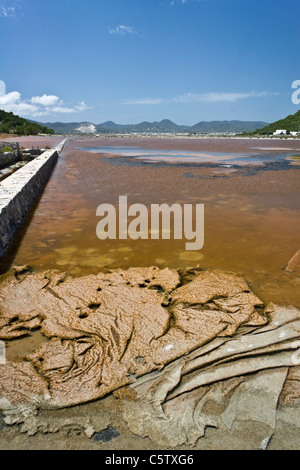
[0, 265, 300, 449]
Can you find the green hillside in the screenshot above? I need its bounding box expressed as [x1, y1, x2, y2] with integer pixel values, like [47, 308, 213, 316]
[0, 109, 54, 135]
[251, 110, 300, 135]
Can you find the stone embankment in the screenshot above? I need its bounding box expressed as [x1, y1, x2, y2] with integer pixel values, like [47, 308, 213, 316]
[0, 142, 20, 169]
[0, 139, 67, 258]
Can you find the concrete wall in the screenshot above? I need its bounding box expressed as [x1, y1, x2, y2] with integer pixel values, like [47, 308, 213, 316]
[0, 140, 67, 259]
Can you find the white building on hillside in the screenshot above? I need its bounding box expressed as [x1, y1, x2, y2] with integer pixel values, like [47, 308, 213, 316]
[273, 129, 287, 135]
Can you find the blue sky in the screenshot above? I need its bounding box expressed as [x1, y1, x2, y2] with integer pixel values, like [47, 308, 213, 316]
[0, 0, 299, 124]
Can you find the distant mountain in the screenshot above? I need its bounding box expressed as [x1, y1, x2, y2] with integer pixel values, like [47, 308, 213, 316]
[250, 110, 300, 135]
[191, 120, 268, 134]
[36, 121, 88, 134]
[38, 119, 269, 135]
[0, 109, 54, 135]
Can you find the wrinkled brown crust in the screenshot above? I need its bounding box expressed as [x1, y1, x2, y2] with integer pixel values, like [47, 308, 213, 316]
[0, 266, 272, 409]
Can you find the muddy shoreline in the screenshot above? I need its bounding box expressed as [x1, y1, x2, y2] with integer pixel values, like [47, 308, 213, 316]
[0, 265, 300, 450]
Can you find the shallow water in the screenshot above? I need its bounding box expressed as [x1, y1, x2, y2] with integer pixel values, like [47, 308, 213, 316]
[1, 137, 300, 311]
[77, 144, 300, 166]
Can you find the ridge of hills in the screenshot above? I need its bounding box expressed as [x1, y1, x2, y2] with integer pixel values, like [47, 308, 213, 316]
[37, 119, 269, 135]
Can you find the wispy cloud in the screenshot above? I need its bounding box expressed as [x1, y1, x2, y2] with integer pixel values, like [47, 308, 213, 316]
[0, 81, 91, 117]
[173, 91, 275, 103]
[0, 5, 15, 17]
[121, 91, 278, 105]
[108, 25, 138, 36]
[170, 0, 205, 5]
[121, 98, 165, 105]
[0, 1, 21, 19]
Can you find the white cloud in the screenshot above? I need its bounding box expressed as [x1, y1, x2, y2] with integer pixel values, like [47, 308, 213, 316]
[108, 25, 137, 36]
[75, 101, 90, 111]
[0, 80, 6, 95]
[0, 81, 91, 117]
[9, 102, 40, 115]
[31, 94, 61, 107]
[0, 90, 21, 105]
[121, 91, 277, 105]
[47, 106, 74, 114]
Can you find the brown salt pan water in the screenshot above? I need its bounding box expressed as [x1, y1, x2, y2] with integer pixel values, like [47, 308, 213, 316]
[1, 135, 300, 316]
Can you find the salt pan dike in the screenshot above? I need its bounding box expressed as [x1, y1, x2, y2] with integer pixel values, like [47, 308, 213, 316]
[0, 139, 67, 258]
